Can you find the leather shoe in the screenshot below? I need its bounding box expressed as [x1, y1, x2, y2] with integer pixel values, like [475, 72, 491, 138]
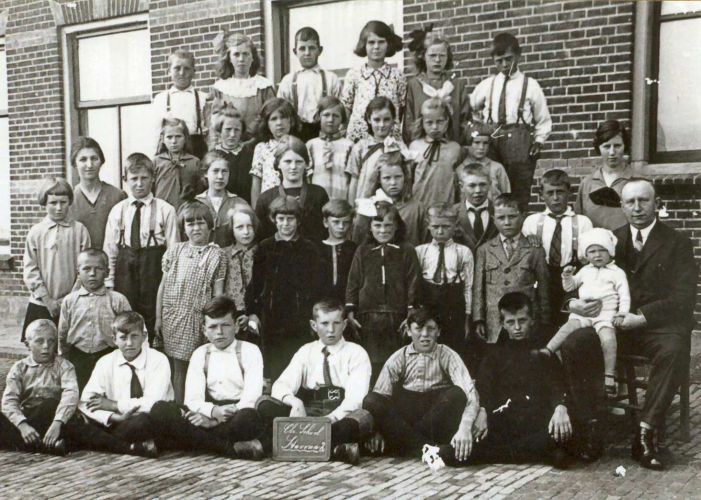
[233, 439, 265, 461]
[631, 427, 663, 470]
[131, 439, 159, 458]
[333, 443, 360, 465]
[579, 419, 603, 462]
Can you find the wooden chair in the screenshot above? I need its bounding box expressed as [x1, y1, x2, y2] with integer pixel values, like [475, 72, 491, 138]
[611, 350, 691, 442]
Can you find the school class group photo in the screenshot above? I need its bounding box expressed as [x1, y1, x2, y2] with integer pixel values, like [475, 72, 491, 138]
[2, 12, 697, 482]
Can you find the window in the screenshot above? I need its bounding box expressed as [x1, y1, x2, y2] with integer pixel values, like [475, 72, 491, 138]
[266, 0, 403, 83]
[649, 1, 701, 162]
[63, 16, 155, 187]
[0, 39, 9, 253]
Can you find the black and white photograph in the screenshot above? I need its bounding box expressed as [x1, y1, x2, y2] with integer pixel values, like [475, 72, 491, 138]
[0, 0, 698, 497]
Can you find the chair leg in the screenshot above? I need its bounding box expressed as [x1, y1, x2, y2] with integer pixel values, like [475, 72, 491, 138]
[679, 359, 691, 443]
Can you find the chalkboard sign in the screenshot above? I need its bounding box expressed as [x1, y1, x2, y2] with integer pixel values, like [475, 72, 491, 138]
[272, 417, 333, 461]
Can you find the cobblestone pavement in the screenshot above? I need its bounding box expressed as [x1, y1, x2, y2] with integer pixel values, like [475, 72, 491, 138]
[0, 356, 698, 499]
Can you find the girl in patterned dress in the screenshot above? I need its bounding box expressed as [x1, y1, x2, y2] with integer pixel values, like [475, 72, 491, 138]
[224, 205, 258, 317]
[306, 96, 354, 201]
[155, 199, 227, 403]
[341, 20, 406, 142]
[249, 98, 301, 206]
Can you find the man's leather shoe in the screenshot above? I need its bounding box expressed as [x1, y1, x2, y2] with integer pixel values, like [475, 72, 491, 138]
[631, 427, 663, 470]
[233, 439, 265, 461]
[333, 443, 360, 465]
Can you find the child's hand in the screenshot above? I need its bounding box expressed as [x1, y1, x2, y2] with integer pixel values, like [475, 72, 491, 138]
[154, 318, 163, 340]
[364, 431, 385, 455]
[526, 234, 541, 247]
[108, 406, 139, 424]
[464, 316, 471, 340]
[185, 410, 218, 428]
[87, 394, 117, 412]
[347, 312, 362, 330]
[474, 321, 487, 341]
[247, 314, 261, 335]
[43, 297, 60, 319]
[42, 420, 62, 448]
[288, 397, 307, 418]
[561, 265, 575, 278]
[18, 422, 41, 446]
[612, 314, 625, 327]
[212, 404, 238, 422]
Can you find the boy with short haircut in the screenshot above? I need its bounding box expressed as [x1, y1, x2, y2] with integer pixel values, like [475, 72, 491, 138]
[415, 203, 474, 356]
[363, 306, 479, 465]
[522, 169, 593, 329]
[458, 122, 511, 200]
[257, 299, 374, 464]
[318, 199, 357, 303]
[453, 164, 498, 255]
[277, 27, 342, 142]
[80, 311, 173, 456]
[59, 248, 132, 390]
[470, 33, 552, 211]
[152, 49, 208, 158]
[150, 296, 265, 459]
[22, 177, 91, 341]
[0, 320, 79, 455]
[472, 193, 550, 344]
[103, 153, 179, 341]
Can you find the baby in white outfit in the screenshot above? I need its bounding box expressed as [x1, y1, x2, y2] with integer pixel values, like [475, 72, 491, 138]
[546, 228, 630, 396]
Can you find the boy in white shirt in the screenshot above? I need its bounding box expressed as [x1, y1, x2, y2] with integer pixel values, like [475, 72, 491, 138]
[80, 311, 173, 456]
[257, 299, 373, 464]
[277, 27, 342, 142]
[149, 296, 265, 460]
[152, 49, 208, 158]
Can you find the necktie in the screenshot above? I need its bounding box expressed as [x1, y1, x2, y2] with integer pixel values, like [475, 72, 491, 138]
[433, 243, 446, 284]
[322, 140, 334, 170]
[634, 230, 644, 252]
[498, 75, 508, 125]
[125, 363, 143, 398]
[130, 201, 144, 250]
[322, 347, 332, 386]
[548, 215, 563, 266]
[505, 238, 514, 259]
[470, 207, 485, 241]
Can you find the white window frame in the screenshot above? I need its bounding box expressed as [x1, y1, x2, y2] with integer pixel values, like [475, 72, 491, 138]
[61, 13, 151, 186]
[0, 36, 9, 252]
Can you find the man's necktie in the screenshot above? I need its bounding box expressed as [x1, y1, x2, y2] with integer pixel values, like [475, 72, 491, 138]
[498, 76, 508, 125]
[125, 363, 143, 398]
[470, 207, 485, 241]
[548, 214, 564, 266]
[130, 201, 144, 250]
[634, 230, 644, 252]
[433, 243, 446, 284]
[322, 347, 332, 386]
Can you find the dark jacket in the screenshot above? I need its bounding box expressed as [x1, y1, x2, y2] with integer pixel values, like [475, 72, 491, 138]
[614, 221, 697, 336]
[255, 184, 329, 243]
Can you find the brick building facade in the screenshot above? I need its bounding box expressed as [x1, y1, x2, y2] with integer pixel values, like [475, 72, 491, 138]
[0, 0, 698, 332]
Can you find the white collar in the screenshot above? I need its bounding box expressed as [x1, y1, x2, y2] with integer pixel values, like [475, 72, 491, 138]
[168, 85, 195, 94]
[631, 219, 656, 242]
[430, 238, 454, 247]
[500, 233, 520, 244]
[297, 65, 321, 74]
[495, 69, 523, 81]
[117, 347, 147, 370]
[128, 193, 154, 206]
[544, 206, 575, 217]
[465, 200, 489, 211]
[317, 338, 345, 355]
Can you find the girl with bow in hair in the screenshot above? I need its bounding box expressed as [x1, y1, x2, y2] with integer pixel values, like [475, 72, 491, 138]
[404, 24, 470, 145]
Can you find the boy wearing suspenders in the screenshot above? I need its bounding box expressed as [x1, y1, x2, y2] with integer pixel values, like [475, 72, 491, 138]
[149, 296, 266, 460]
[103, 154, 179, 343]
[522, 169, 593, 335]
[470, 33, 552, 212]
[277, 27, 342, 142]
[152, 49, 209, 158]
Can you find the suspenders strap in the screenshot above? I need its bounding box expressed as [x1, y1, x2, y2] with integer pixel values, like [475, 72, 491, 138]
[119, 201, 159, 247]
[517, 77, 529, 124]
[292, 70, 328, 119]
[166, 90, 202, 134]
[203, 342, 244, 379]
[536, 212, 579, 265]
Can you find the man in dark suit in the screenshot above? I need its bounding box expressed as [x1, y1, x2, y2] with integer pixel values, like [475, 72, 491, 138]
[561, 178, 696, 470]
[453, 163, 499, 255]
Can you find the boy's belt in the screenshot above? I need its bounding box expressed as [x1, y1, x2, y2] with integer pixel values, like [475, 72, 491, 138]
[298, 386, 345, 416]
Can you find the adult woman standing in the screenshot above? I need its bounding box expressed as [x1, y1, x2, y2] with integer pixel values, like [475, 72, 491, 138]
[575, 120, 635, 230]
[209, 32, 275, 144]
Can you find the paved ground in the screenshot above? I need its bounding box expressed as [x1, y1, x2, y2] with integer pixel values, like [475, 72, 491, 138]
[0, 353, 698, 499]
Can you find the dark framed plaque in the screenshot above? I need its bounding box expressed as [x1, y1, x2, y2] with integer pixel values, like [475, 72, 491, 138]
[272, 417, 333, 461]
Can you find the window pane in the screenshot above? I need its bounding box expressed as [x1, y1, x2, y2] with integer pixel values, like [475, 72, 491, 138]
[288, 0, 403, 76]
[121, 103, 158, 167]
[656, 17, 701, 152]
[86, 107, 122, 187]
[0, 117, 9, 251]
[78, 29, 152, 101]
[661, 1, 701, 16]
[0, 49, 7, 112]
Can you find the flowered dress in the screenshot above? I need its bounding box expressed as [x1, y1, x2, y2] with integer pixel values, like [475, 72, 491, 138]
[224, 243, 256, 312]
[340, 63, 406, 142]
[161, 242, 227, 361]
[250, 137, 288, 193]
